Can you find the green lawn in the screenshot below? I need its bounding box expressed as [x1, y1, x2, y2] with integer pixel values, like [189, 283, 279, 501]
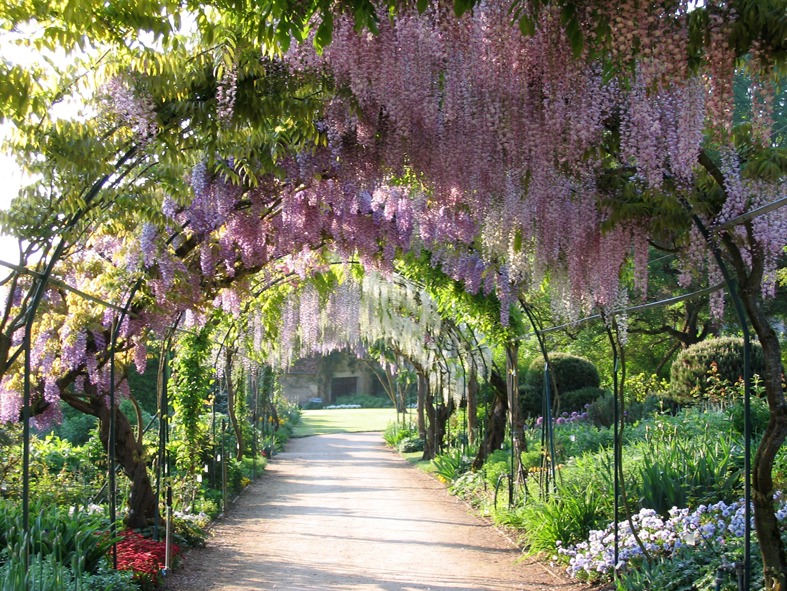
[292, 408, 399, 437]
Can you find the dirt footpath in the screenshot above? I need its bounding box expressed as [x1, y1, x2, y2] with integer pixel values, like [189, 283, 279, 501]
[164, 432, 585, 591]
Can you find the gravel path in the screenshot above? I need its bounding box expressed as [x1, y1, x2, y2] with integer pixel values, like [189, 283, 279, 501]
[164, 432, 586, 591]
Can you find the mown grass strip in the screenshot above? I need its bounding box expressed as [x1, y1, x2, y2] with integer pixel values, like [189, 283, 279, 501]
[293, 408, 399, 437]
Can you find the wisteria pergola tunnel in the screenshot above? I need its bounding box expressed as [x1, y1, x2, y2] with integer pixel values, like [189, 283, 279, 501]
[0, 0, 786, 589]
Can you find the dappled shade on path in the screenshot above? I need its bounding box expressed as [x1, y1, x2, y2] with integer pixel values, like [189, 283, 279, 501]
[165, 433, 584, 591]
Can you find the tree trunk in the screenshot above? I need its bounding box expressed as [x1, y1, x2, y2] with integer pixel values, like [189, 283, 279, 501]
[467, 364, 478, 448]
[128, 394, 144, 448]
[472, 368, 508, 470]
[506, 342, 523, 487]
[416, 371, 426, 442]
[99, 404, 158, 528]
[694, 155, 787, 590]
[397, 380, 406, 422]
[225, 348, 244, 461]
[736, 265, 787, 590]
[423, 375, 437, 461]
[61, 390, 158, 528]
[268, 395, 280, 432]
[434, 398, 455, 454]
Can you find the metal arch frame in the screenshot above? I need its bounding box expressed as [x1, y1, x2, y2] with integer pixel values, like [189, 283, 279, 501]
[3, 191, 783, 581]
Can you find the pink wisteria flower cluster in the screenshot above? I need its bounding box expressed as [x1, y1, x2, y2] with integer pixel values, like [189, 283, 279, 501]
[281, 0, 776, 320]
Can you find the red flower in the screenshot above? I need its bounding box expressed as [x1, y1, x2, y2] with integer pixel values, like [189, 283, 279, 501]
[115, 530, 181, 588]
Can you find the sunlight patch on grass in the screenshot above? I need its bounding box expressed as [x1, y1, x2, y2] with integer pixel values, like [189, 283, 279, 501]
[293, 408, 399, 437]
[400, 451, 435, 473]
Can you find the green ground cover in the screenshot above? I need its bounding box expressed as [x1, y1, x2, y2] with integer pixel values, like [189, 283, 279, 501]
[292, 408, 399, 437]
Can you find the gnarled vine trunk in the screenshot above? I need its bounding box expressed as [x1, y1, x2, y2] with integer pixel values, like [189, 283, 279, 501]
[62, 391, 158, 529]
[416, 370, 427, 445]
[423, 375, 436, 461]
[731, 247, 787, 591]
[467, 364, 478, 448]
[472, 368, 508, 470]
[505, 342, 523, 487]
[225, 348, 244, 461]
[98, 403, 158, 529]
[434, 397, 455, 455]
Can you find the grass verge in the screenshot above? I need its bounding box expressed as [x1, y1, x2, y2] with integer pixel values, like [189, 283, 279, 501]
[293, 408, 399, 437]
[400, 451, 436, 474]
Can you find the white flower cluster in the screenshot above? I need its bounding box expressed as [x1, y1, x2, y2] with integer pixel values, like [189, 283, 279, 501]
[559, 495, 787, 582]
[262, 271, 493, 397]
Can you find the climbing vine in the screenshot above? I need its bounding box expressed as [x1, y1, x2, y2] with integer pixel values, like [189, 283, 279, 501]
[170, 328, 214, 475]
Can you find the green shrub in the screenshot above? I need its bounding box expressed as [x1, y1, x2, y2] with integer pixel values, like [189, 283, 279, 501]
[449, 472, 486, 504]
[383, 421, 418, 447]
[555, 448, 616, 514]
[193, 490, 221, 519]
[614, 545, 707, 591]
[483, 449, 512, 487]
[282, 402, 302, 425]
[552, 423, 614, 459]
[728, 395, 770, 439]
[170, 514, 209, 548]
[774, 445, 787, 491]
[626, 373, 671, 402]
[239, 455, 267, 479]
[432, 448, 471, 482]
[49, 406, 99, 446]
[517, 485, 608, 553]
[0, 552, 137, 591]
[0, 434, 103, 507]
[587, 392, 617, 428]
[227, 459, 247, 495]
[669, 337, 764, 402]
[587, 392, 660, 428]
[625, 406, 733, 443]
[562, 387, 607, 414]
[397, 436, 424, 453]
[0, 500, 121, 591]
[522, 353, 601, 417]
[520, 449, 543, 471]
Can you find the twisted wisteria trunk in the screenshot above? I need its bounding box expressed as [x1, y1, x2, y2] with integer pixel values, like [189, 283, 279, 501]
[472, 369, 508, 470]
[423, 376, 436, 461]
[467, 364, 478, 448]
[60, 384, 158, 529]
[702, 148, 787, 590]
[97, 402, 158, 529]
[61, 390, 157, 528]
[225, 348, 244, 461]
[733, 259, 787, 591]
[434, 397, 455, 456]
[416, 371, 427, 447]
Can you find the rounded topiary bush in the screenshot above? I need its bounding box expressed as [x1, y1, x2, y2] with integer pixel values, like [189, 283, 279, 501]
[521, 353, 601, 417]
[670, 337, 764, 402]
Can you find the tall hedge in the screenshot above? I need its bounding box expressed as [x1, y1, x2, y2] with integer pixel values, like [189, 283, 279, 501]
[521, 353, 601, 417]
[669, 337, 764, 401]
